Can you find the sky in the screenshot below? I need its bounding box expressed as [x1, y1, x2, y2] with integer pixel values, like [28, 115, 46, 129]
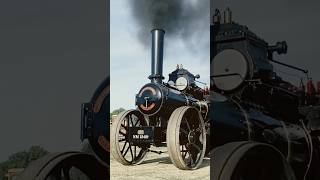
[213, 0, 320, 85]
[110, 0, 210, 111]
[0, 0, 108, 161]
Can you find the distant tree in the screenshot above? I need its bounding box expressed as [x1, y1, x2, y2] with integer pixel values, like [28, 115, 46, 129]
[110, 108, 126, 119]
[0, 146, 48, 180]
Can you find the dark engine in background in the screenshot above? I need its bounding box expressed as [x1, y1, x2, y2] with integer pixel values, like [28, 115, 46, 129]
[210, 8, 320, 180]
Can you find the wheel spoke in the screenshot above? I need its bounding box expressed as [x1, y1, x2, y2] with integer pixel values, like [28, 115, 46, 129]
[191, 143, 201, 152]
[123, 118, 127, 127]
[189, 152, 194, 165]
[129, 143, 134, 162]
[129, 115, 134, 127]
[123, 145, 130, 157]
[183, 151, 188, 159]
[134, 118, 140, 127]
[121, 124, 128, 130]
[127, 116, 130, 128]
[180, 128, 189, 136]
[190, 151, 197, 166]
[119, 131, 127, 136]
[184, 118, 191, 131]
[182, 145, 188, 159]
[121, 141, 127, 153]
[62, 167, 71, 180]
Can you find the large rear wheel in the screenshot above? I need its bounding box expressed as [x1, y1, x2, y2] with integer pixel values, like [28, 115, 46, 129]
[110, 109, 149, 165]
[212, 141, 296, 180]
[167, 106, 206, 170]
[17, 152, 108, 180]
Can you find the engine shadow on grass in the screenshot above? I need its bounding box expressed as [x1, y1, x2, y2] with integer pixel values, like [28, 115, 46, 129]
[141, 156, 210, 169]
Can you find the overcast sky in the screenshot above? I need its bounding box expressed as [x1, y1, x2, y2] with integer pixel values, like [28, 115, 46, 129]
[213, 0, 320, 85]
[0, 0, 108, 161]
[110, 0, 210, 111]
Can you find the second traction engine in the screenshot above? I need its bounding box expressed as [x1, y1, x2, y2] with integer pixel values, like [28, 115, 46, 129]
[211, 8, 305, 123]
[211, 9, 320, 180]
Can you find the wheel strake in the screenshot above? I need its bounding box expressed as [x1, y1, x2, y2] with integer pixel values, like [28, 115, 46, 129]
[167, 106, 206, 170]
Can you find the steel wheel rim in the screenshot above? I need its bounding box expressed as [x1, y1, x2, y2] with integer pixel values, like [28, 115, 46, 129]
[179, 108, 206, 169]
[18, 152, 108, 180]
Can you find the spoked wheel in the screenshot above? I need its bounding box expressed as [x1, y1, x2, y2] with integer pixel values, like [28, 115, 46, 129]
[167, 106, 206, 170]
[17, 152, 108, 180]
[212, 141, 296, 180]
[110, 109, 149, 165]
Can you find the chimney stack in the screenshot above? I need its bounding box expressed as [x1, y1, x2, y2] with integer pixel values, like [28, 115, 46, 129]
[213, 9, 221, 24]
[224, 8, 232, 24]
[149, 29, 165, 83]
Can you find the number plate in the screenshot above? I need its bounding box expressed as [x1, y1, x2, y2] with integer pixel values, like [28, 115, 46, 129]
[129, 126, 154, 144]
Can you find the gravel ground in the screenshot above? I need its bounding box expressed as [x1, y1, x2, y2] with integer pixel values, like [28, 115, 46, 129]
[110, 147, 210, 180]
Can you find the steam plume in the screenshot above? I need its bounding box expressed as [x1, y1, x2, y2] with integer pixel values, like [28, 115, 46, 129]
[129, 0, 210, 46]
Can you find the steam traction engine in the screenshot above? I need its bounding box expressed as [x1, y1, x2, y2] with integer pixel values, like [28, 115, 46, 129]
[211, 9, 320, 180]
[111, 29, 210, 170]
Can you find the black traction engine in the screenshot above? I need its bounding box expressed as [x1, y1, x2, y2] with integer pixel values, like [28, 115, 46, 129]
[211, 8, 320, 180]
[111, 29, 210, 170]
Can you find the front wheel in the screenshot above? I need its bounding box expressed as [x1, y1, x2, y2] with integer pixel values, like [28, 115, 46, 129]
[167, 106, 206, 170]
[110, 109, 149, 165]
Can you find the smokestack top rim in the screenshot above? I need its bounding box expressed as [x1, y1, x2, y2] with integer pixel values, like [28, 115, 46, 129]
[151, 29, 166, 34]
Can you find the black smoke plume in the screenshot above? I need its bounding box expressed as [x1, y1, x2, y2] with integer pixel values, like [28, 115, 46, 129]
[129, 0, 210, 46]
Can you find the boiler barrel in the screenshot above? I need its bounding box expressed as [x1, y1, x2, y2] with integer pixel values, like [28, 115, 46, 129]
[211, 94, 309, 169]
[136, 83, 205, 116]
